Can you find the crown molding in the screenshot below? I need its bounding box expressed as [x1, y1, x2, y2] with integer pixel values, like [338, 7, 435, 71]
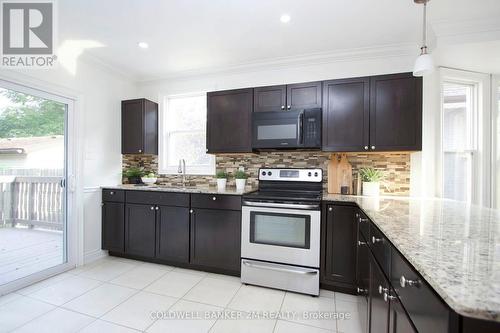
[78, 52, 138, 83]
[430, 17, 500, 45]
[137, 42, 418, 84]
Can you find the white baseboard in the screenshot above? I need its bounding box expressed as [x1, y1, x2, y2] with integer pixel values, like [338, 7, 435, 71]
[83, 249, 108, 264]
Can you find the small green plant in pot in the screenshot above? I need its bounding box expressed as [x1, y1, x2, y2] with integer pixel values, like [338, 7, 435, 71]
[123, 167, 144, 184]
[215, 170, 228, 191]
[234, 170, 248, 191]
[359, 167, 384, 197]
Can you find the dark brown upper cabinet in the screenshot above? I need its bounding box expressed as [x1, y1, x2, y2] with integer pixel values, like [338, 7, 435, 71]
[121, 99, 158, 155]
[322, 77, 370, 152]
[206, 88, 253, 153]
[322, 73, 422, 152]
[253, 85, 287, 112]
[369, 73, 422, 151]
[254, 81, 322, 112]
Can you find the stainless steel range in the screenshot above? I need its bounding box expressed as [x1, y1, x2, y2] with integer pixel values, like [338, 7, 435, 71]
[241, 168, 322, 296]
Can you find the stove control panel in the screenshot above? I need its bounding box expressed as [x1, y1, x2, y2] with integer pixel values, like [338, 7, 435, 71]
[258, 168, 322, 182]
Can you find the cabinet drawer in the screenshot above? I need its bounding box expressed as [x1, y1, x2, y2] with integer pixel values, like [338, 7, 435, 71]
[126, 191, 189, 207]
[391, 249, 451, 333]
[103, 189, 124, 202]
[356, 211, 369, 239]
[191, 194, 241, 210]
[369, 224, 391, 277]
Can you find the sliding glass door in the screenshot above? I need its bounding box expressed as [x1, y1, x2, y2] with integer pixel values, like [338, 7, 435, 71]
[0, 80, 74, 293]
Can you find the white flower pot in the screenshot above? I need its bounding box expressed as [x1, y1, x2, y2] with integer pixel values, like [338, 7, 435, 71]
[363, 182, 380, 197]
[216, 178, 227, 191]
[235, 179, 246, 191]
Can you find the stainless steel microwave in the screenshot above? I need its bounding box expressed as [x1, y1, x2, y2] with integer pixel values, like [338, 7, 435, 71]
[251, 108, 322, 149]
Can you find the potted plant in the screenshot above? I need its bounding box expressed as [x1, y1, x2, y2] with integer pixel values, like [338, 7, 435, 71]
[359, 167, 384, 197]
[123, 167, 144, 184]
[216, 170, 228, 191]
[234, 170, 248, 191]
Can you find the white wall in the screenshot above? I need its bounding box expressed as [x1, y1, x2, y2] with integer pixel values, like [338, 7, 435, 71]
[0, 56, 136, 264]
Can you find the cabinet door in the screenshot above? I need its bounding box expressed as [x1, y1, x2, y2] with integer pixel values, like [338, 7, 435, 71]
[207, 88, 253, 153]
[253, 85, 287, 112]
[102, 202, 124, 253]
[322, 78, 370, 152]
[125, 204, 156, 258]
[369, 253, 390, 333]
[369, 73, 422, 151]
[190, 208, 241, 273]
[356, 232, 370, 296]
[389, 294, 417, 333]
[143, 99, 158, 154]
[286, 81, 322, 110]
[323, 205, 357, 290]
[156, 205, 189, 263]
[121, 99, 144, 154]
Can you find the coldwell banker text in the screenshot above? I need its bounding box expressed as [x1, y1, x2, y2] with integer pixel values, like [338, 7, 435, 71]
[1, 1, 56, 68]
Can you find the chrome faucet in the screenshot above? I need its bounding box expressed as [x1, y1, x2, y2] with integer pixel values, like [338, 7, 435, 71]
[178, 159, 186, 187]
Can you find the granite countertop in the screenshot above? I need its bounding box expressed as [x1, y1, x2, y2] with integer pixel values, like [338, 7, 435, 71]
[102, 184, 257, 195]
[323, 194, 500, 322]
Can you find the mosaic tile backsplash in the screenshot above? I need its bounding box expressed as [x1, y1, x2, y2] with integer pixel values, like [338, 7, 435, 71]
[122, 152, 411, 195]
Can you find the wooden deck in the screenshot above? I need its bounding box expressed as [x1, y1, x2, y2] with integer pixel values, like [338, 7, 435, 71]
[0, 227, 63, 286]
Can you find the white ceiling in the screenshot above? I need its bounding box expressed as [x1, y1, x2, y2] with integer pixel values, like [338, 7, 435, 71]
[57, 0, 500, 81]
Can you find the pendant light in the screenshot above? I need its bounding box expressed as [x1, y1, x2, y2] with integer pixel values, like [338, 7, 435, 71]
[413, 0, 434, 77]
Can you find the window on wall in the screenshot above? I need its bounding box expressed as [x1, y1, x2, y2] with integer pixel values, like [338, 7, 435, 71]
[441, 82, 477, 202]
[159, 93, 215, 175]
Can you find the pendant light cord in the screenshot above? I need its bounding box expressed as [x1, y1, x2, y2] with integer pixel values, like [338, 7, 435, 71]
[422, 1, 427, 53]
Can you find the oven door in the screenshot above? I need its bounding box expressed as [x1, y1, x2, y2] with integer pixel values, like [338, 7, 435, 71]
[252, 110, 303, 149]
[241, 204, 320, 267]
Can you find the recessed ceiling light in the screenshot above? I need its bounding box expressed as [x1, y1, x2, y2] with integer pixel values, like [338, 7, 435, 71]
[280, 14, 291, 23]
[138, 42, 149, 49]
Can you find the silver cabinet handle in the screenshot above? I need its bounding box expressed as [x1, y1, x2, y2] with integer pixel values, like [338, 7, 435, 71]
[364, 146, 369, 150]
[287, 105, 291, 109]
[242, 260, 318, 275]
[372, 236, 384, 244]
[400, 275, 420, 288]
[384, 292, 397, 302]
[357, 287, 367, 294]
[358, 240, 367, 246]
[328, 207, 333, 212]
[378, 285, 388, 294]
[281, 105, 285, 110]
[155, 206, 159, 211]
[138, 149, 142, 153]
[359, 217, 368, 224]
[212, 196, 216, 201]
[190, 209, 194, 214]
[371, 146, 375, 150]
[110, 191, 114, 195]
[150, 206, 154, 210]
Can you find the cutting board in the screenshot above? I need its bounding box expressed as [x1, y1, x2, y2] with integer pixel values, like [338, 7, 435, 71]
[327, 154, 353, 194]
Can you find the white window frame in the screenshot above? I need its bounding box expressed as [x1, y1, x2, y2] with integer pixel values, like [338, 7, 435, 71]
[438, 68, 491, 206]
[492, 75, 500, 208]
[158, 92, 215, 175]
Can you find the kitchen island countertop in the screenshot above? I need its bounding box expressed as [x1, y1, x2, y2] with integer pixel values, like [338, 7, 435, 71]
[323, 194, 500, 322]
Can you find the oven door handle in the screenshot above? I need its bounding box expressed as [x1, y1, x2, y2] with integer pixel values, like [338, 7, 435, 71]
[242, 260, 318, 275]
[242, 200, 319, 210]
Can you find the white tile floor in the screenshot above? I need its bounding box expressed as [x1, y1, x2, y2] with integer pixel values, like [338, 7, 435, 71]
[0, 256, 365, 333]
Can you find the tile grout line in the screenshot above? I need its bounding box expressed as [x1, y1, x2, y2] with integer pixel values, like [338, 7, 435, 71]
[142, 269, 211, 332]
[207, 280, 244, 332]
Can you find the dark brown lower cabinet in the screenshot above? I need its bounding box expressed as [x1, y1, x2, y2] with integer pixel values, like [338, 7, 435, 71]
[156, 206, 189, 263]
[102, 201, 125, 253]
[321, 204, 357, 292]
[370, 252, 390, 333]
[190, 208, 241, 273]
[125, 204, 156, 258]
[389, 290, 417, 333]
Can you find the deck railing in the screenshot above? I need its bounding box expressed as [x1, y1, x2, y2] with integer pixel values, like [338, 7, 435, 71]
[0, 176, 64, 230]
